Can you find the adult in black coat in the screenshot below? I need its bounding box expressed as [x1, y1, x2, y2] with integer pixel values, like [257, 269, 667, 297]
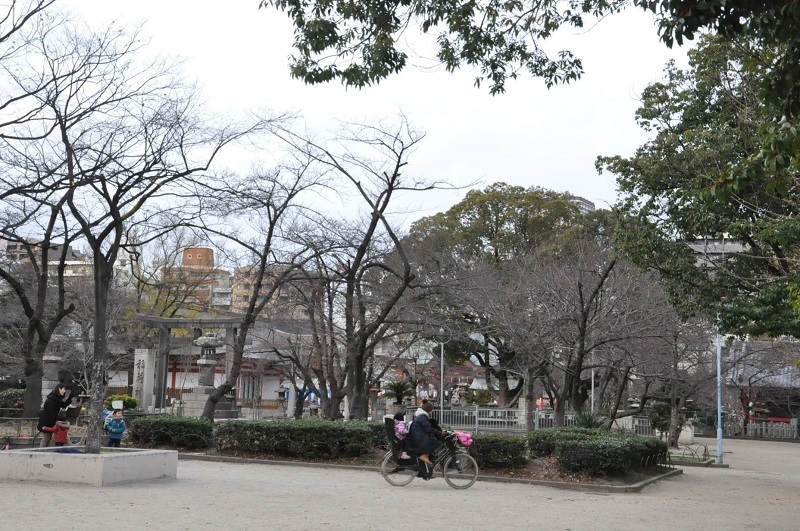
[408, 401, 443, 464]
[38, 383, 73, 447]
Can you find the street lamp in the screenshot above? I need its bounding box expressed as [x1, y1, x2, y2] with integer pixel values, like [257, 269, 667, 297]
[439, 340, 445, 420]
[716, 315, 724, 465]
[438, 328, 446, 422]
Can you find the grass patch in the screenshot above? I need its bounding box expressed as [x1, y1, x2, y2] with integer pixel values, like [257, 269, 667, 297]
[670, 456, 708, 463]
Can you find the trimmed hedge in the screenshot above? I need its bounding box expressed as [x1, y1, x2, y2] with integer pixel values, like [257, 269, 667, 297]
[470, 433, 528, 469]
[214, 419, 376, 459]
[122, 413, 667, 478]
[609, 432, 669, 467]
[527, 427, 604, 457]
[128, 415, 213, 449]
[555, 435, 668, 476]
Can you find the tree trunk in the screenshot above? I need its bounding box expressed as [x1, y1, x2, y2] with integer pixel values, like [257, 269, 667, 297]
[525, 367, 536, 431]
[22, 332, 50, 417]
[323, 395, 343, 419]
[201, 347, 239, 421]
[294, 399, 305, 419]
[604, 366, 631, 429]
[553, 391, 566, 427]
[85, 258, 111, 454]
[23, 367, 43, 418]
[667, 399, 684, 448]
[350, 386, 368, 420]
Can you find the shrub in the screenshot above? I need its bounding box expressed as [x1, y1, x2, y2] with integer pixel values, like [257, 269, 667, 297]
[555, 435, 668, 476]
[214, 419, 376, 459]
[527, 427, 604, 457]
[575, 411, 605, 429]
[104, 394, 139, 411]
[370, 420, 391, 449]
[128, 415, 213, 449]
[470, 433, 528, 469]
[0, 388, 25, 417]
[556, 438, 630, 476]
[610, 431, 669, 467]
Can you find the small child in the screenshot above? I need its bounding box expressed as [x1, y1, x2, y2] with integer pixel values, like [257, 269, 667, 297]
[43, 411, 70, 447]
[105, 409, 126, 448]
[393, 412, 410, 459]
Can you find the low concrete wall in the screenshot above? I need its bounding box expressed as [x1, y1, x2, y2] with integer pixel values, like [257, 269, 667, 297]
[0, 447, 178, 486]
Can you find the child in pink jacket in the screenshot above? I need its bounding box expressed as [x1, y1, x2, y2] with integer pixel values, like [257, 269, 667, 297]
[393, 412, 410, 459]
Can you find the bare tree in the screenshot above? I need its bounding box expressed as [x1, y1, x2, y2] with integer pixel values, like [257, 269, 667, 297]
[0, 1, 53, 47]
[269, 117, 434, 420]
[476, 238, 677, 427]
[0, 15, 267, 450]
[0, 206, 84, 416]
[607, 316, 713, 446]
[0, 1, 78, 417]
[193, 159, 318, 420]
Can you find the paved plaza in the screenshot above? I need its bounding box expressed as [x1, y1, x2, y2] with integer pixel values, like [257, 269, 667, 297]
[3, 437, 798, 530]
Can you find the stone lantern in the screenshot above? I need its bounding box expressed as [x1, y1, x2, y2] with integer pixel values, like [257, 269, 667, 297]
[276, 386, 287, 417]
[193, 333, 225, 388]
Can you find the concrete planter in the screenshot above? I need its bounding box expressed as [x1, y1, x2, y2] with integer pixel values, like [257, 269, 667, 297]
[0, 447, 178, 486]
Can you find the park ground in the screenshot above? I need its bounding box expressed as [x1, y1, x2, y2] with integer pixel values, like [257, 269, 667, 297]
[3, 436, 798, 530]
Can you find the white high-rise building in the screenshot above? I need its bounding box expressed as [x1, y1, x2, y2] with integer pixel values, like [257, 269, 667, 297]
[571, 196, 595, 214]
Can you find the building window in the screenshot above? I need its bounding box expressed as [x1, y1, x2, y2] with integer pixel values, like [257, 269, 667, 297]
[197, 254, 202, 260]
[187, 253, 192, 259]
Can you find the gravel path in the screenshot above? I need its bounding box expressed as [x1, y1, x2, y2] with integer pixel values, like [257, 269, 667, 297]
[3, 437, 798, 530]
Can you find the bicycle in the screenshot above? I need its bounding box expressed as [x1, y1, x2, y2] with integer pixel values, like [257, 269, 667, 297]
[380, 424, 479, 490]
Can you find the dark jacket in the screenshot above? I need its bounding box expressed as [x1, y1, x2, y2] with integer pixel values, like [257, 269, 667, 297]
[37, 389, 73, 431]
[408, 411, 442, 455]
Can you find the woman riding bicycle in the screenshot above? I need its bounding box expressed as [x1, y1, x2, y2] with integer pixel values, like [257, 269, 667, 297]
[408, 401, 444, 467]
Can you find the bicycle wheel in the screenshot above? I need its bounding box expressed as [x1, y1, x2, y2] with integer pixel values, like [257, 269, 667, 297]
[380, 451, 416, 487]
[443, 453, 478, 489]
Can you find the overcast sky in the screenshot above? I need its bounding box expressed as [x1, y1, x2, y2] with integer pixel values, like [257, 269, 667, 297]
[64, 1, 690, 224]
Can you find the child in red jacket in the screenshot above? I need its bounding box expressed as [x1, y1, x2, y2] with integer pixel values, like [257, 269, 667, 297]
[42, 411, 70, 446]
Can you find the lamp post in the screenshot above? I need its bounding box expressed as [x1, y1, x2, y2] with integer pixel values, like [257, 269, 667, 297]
[716, 315, 724, 465]
[439, 340, 445, 421]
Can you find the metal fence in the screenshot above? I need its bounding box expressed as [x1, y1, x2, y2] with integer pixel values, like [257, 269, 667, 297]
[402, 406, 578, 433]
[617, 416, 657, 437]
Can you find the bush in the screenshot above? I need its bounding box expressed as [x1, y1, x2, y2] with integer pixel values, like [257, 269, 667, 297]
[527, 427, 604, 457]
[127, 415, 213, 449]
[214, 419, 376, 459]
[0, 388, 25, 417]
[555, 435, 668, 476]
[556, 438, 630, 476]
[104, 394, 139, 411]
[470, 433, 528, 469]
[369, 420, 391, 449]
[610, 431, 669, 467]
[575, 411, 605, 429]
